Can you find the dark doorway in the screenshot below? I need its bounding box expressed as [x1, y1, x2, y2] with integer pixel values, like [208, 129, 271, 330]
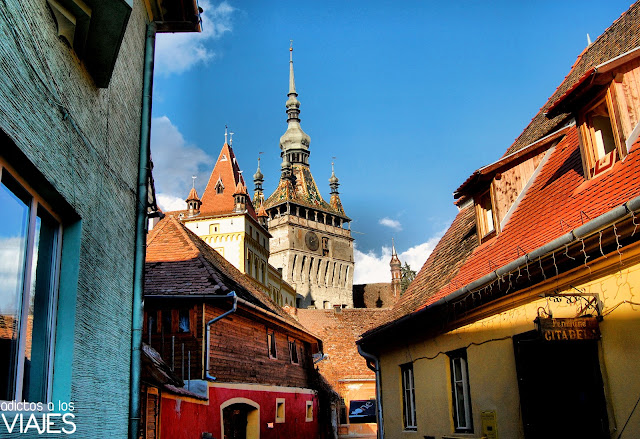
[223, 403, 258, 439]
[513, 331, 609, 439]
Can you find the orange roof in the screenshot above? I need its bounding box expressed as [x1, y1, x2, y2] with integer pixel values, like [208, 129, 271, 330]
[199, 142, 257, 220]
[362, 3, 640, 340]
[186, 187, 199, 201]
[145, 216, 310, 334]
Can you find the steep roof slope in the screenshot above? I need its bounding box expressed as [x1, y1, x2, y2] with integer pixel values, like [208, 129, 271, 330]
[506, 2, 640, 154]
[364, 2, 640, 336]
[145, 216, 306, 331]
[199, 141, 258, 220]
[378, 204, 479, 325]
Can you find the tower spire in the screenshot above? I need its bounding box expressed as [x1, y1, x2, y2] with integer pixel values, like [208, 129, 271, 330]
[289, 40, 296, 95]
[254, 154, 265, 204]
[280, 41, 310, 166]
[390, 238, 401, 298]
[329, 161, 339, 194]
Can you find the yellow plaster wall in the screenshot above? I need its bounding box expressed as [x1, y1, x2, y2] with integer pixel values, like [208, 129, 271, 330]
[378, 252, 640, 439]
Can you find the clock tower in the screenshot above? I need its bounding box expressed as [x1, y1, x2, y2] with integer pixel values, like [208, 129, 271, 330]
[263, 44, 354, 308]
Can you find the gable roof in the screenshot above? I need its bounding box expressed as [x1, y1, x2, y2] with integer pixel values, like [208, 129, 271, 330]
[361, 2, 640, 343]
[199, 142, 258, 220]
[145, 216, 309, 334]
[506, 2, 640, 155]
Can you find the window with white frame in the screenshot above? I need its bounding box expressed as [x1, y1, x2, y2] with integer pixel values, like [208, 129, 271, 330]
[401, 363, 417, 430]
[449, 349, 473, 433]
[0, 164, 62, 402]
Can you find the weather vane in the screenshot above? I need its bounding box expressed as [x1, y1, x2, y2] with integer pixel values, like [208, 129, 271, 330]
[191, 175, 197, 189]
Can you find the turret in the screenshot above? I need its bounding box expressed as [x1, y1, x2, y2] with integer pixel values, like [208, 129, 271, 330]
[186, 178, 202, 217]
[254, 157, 264, 204]
[233, 181, 248, 213]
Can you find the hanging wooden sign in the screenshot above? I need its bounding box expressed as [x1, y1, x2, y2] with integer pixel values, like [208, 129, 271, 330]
[537, 317, 600, 341]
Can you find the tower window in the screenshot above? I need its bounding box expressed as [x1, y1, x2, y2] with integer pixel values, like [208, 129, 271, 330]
[215, 179, 224, 194]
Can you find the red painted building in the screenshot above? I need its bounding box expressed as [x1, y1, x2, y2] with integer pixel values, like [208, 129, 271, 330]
[141, 216, 327, 439]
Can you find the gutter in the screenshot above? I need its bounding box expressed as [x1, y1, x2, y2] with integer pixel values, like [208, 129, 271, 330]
[129, 22, 156, 439]
[357, 345, 384, 439]
[360, 194, 640, 344]
[205, 292, 238, 380]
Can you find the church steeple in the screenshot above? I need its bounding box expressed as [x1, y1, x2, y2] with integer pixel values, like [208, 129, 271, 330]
[390, 238, 402, 298]
[280, 41, 311, 166]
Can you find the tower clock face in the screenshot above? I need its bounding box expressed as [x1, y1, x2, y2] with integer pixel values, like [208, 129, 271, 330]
[305, 231, 319, 251]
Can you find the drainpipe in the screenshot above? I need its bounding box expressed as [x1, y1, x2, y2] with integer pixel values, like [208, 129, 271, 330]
[129, 21, 156, 439]
[357, 345, 384, 439]
[205, 292, 238, 380]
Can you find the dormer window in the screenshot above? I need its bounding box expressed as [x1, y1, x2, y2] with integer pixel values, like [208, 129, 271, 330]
[475, 189, 496, 242]
[215, 178, 224, 194]
[578, 89, 626, 178]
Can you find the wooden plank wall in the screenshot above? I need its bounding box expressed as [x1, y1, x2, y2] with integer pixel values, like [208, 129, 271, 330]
[493, 150, 547, 227]
[204, 304, 313, 388]
[613, 59, 640, 139]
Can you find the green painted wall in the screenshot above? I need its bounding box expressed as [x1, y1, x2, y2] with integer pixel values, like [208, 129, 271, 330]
[0, 0, 148, 436]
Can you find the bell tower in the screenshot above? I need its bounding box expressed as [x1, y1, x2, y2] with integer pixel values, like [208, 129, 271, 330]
[264, 44, 354, 309]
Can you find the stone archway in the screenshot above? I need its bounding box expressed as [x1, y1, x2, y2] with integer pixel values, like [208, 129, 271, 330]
[220, 398, 260, 439]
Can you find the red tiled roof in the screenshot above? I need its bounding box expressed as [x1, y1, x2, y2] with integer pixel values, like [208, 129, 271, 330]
[145, 216, 308, 333]
[363, 2, 640, 337]
[199, 142, 258, 221]
[506, 2, 640, 155]
[421, 131, 640, 309]
[186, 187, 199, 201]
[376, 203, 479, 326]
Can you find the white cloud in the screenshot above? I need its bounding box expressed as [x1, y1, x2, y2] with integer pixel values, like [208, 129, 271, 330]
[155, 1, 235, 76]
[151, 115, 214, 209]
[353, 232, 444, 284]
[156, 194, 190, 212]
[379, 217, 402, 231]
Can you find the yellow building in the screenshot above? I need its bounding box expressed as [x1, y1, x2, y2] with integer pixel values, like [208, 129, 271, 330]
[171, 133, 297, 307]
[358, 4, 640, 439]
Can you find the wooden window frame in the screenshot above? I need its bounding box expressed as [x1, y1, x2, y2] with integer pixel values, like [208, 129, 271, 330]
[474, 188, 497, 243]
[577, 86, 627, 179]
[267, 330, 277, 359]
[288, 338, 299, 364]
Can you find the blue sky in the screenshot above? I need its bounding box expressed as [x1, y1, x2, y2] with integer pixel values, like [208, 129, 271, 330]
[150, 0, 633, 283]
